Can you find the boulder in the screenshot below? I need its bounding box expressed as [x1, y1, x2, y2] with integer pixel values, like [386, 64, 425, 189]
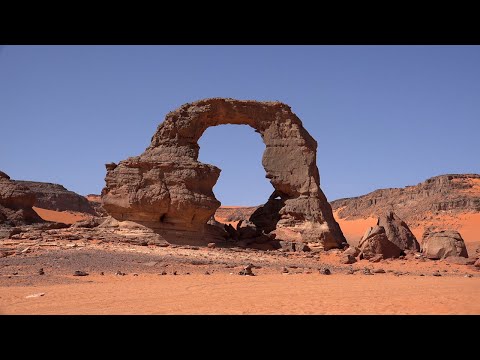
[358, 226, 402, 259]
[101, 98, 346, 249]
[341, 254, 357, 264]
[377, 211, 420, 251]
[421, 230, 468, 260]
[343, 246, 360, 257]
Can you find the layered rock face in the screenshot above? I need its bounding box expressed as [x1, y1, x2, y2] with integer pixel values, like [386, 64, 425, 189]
[102, 98, 346, 249]
[16, 181, 96, 214]
[0, 171, 43, 226]
[421, 230, 468, 259]
[358, 212, 419, 259]
[331, 174, 480, 225]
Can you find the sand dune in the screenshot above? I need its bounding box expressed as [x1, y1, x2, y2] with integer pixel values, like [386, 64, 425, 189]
[32, 207, 88, 225]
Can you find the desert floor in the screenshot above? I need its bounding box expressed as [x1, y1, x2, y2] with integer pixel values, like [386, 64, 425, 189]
[1, 230, 479, 314]
[1, 274, 479, 315]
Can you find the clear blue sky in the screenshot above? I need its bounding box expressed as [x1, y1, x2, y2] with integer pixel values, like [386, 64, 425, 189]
[1, 45, 479, 205]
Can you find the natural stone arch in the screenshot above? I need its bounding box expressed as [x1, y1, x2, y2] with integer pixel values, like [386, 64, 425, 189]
[102, 98, 346, 249]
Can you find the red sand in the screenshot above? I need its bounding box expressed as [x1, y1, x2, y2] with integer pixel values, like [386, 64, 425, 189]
[33, 207, 88, 225]
[1, 274, 478, 315]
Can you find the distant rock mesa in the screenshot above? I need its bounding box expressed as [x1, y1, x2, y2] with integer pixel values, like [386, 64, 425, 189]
[101, 98, 346, 249]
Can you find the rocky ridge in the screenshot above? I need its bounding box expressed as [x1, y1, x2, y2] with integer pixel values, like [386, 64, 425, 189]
[331, 174, 480, 226]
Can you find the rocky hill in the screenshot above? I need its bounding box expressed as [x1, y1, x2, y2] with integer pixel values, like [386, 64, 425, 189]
[15, 181, 96, 215]
[330, 174, 480, 226]
[0, 171, 43, 226]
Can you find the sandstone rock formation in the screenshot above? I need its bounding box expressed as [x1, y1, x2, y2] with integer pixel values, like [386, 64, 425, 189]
[421, 230, 468, 259]
[378, 211, 420, 251]
[102, 98, 346, 249]
[358, 226, 402, 259]
[331, 174, 480, 226]
[16, 181, 96, 214]
[358, 212, 417, 259]
[0, 171, 43, 226]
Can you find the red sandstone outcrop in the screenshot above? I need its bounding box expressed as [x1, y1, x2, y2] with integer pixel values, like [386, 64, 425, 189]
[378, 211, 420, 251]
[0, 171, 43, 226]
[331, 174, 480, 226]
[16, 181, 96, 215]
[358, 226, 402, 259]
[358, 212, 417, 259]
[421, 230, 468, 259]
[102, 98, 346, 249]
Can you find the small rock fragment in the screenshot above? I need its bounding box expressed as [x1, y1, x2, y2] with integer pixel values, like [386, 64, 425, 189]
[319, 267, 331, 275]
[73, 270, 89, 276]
[26, 293, 45, 299]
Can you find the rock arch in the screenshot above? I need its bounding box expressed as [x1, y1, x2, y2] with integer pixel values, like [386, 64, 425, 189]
[101, 98, 346, 249]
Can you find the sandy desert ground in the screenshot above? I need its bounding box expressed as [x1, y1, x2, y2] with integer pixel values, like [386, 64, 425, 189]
[1, 213, 479, 315]
[3, 274, 479, 315]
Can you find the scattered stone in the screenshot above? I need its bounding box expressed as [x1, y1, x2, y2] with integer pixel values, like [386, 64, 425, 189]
[363, 268, 373, 275]
[73, 271, 89, 276]
[369, 254, 384, 263]
[173, 271, 178, 275]
[346, 268, 355, 275]
[12, 271, 18, 275]
[419, 274, 425, 276]
[207, 242, 216, 249]
[343, 246, 361, 257]
[341, 254, 357, 264]
[295, 243, 311, 252]
[115, 271, 126, 276]
[475, 259, 480, 268]
[281, 267, 289, 274]
[319, 267, 331, 275]
[204, 271, 210, 275]
[465, 274, 473, 278]
[133, 273, 138, 276]
[445, 256, 476, 265]
[143, 261, 158, 267]
[25, 293, 45, 299]
[239, 264, 255, 276]
[100, 272, 104, 276]
[38, 268, 45, 275]
[433, 271, 442, 277]
[160, 271, 167, 275]
[373, 268, 386, 274]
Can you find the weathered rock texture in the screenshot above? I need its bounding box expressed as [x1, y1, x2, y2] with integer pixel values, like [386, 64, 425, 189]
[102, 98, 346, 249]
[421, 230, 468, 260]
[15, 181, 96, 215]
[378, 211, 420, 251]
[359, 226, 402, 259]
[331, 174, 480, 226]
[358, 212, 417, 259]
[0, 171, 43, 226]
